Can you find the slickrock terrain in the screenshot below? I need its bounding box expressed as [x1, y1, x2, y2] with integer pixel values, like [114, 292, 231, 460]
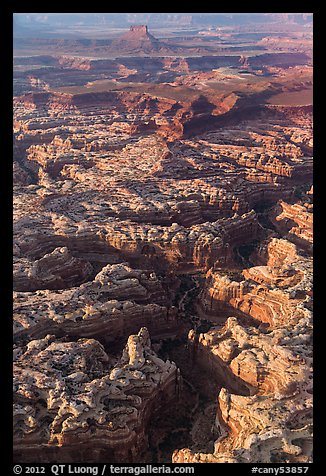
[199, 237, 312, 327]
[13, 262, 179, 344]
[13, 15, 313, 464]
[14, 328, 180, 462]
[173, 237, 312, 462]
[174, 321, 312, 463]
[269, 199, 313, 252]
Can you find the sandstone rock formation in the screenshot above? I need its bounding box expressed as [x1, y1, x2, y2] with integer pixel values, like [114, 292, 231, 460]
[14, 328, 180, 462]
[269, 200, 313, 252]
[13, 262, 179, 345]
[199, 237, 312, 327]
[13, 246, 93, 292]
[13, 25, 313, 464]
[109, 25, 174, 54]
[173, 237, 312, 463]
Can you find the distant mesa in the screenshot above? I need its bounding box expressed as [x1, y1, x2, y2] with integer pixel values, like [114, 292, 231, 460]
[110, 24, 174, 53]
[122, 25, 153, 39]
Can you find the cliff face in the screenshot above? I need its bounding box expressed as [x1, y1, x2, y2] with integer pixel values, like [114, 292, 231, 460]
[14, 262, 179, 344]
[199, 237, 312, 327]
[13, 246, 94, 292]
[13, 206, 260, 279]
[174, 306, 312, 463]
[173, 236, 312, 463]
[13, 89, 243, 142]
[269, 200, 313, 252]
[14, 328, 181, 463]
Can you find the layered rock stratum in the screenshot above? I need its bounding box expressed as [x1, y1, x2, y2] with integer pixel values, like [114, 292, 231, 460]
[14, 327, 180, 462]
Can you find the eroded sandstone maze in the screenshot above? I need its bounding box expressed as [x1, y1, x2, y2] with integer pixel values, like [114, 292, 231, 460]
[13, 19, 313, 464]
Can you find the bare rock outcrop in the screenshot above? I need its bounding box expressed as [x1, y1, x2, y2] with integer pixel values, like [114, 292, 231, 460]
[13, 247, 93, 291]
[269, 200, 313, 252]
[14, 263, 178, 344]
[14, 328, 180, 462]
[173, 236, 312, 463]
[199, 237, 312, 328]
[109, 25, 174, 55]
